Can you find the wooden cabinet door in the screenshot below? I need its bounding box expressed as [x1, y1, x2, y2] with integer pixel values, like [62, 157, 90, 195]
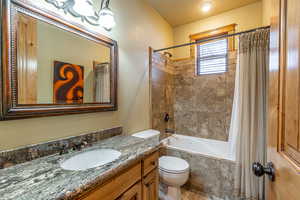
[118, 182, 142, 200]
[81, 163, 141, 200]
[268, 0, 300, 199]
[142, 169, 158, 200]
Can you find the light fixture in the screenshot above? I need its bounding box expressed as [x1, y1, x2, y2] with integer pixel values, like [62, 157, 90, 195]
[56, 0, 69, 7]
[99, 0, 116, 31]
[202, 1, 212, 12]
[72, 0, 95, 16]
[45, 0, 116, 30]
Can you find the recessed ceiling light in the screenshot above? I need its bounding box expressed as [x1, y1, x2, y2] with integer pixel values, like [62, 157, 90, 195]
[202, 1, 212, 12]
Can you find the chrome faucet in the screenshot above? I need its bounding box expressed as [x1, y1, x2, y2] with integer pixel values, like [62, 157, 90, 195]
[72, 141, 88, 151]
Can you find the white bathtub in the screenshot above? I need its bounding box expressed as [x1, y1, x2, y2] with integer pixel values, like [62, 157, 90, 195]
[162, 134, 236, 161]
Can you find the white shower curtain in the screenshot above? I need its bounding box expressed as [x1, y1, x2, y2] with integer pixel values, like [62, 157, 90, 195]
[94, 63, 110, 102]
[230, 29, 270, 200]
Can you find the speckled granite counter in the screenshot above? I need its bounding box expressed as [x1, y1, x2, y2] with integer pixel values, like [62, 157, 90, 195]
[0, 135, 159, 200]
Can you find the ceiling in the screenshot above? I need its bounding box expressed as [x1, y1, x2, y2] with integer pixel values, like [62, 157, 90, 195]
[145, 0, 261, 27]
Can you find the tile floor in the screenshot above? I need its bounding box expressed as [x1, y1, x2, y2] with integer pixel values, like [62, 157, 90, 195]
[159, 184, 225, 200]
[181, 188, 208, 200]
[181, 188, 225, 200]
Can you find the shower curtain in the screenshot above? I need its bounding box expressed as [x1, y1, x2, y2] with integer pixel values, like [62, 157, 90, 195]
[230, 29, 270, 200]
[94, 62, 110, 102]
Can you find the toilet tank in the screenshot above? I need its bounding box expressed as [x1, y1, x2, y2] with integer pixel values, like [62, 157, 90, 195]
[132, 129, 160, 139]
[132, 129, 160, 145]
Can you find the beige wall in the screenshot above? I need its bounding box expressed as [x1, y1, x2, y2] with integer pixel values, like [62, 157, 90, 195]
[172, 2, 263, 59]
[36, 20, 110, 103]
[262, 0, 272, 26]
[0, 0, 173, 150]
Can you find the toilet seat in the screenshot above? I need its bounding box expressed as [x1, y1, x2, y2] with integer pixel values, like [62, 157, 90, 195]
[159, 156, 189, 174]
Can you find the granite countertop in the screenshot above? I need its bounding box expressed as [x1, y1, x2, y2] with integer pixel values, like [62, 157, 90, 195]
[0, 135, 159, 200]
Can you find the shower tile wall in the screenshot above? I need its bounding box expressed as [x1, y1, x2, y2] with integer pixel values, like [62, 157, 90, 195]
[151, 51, 236, 141]
[172, 51, 236, 141]
[151, 53, 175, 140]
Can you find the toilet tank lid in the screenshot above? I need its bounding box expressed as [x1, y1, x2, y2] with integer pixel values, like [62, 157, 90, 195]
[132, 129, 160, 139]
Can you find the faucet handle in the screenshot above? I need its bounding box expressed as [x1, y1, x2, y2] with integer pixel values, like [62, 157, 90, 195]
[164, 113, 170, 122]
[82, 141, 88, 146]
[72, 141, 88, 151]
[59, 144, 68, 155]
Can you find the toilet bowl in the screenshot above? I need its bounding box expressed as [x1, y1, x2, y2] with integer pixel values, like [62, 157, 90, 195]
[159, 156, 190, 200]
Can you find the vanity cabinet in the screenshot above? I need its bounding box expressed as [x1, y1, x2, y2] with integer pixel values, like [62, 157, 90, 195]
[142, 170, 158, 200]
[142, 151, 159, 200]
[78, 151, 159, 200]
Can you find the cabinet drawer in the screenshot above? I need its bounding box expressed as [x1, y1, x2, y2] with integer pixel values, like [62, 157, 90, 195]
[118, 181, 142, 200]
[143, 151, 159, 176]
[81, 163, 141, 200]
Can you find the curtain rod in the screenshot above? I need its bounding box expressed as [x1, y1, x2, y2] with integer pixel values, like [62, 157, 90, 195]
[153, 25, 271, 53]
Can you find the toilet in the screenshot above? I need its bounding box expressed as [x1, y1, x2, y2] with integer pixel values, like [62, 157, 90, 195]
[159, 156, 190, 200]
[132, 130, 190, 200]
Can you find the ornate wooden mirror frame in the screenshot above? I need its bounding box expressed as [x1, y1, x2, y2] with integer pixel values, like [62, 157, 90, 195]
[0, 0, 118, 120]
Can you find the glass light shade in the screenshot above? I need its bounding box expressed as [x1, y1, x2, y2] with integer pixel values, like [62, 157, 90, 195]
[99, 7, 116, 31]
[73, 0, 95, 16]
[57, 0, 68, 6]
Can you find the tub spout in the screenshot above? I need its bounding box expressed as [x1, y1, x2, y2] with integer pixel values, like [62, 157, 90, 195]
[165, 128, 175, 134]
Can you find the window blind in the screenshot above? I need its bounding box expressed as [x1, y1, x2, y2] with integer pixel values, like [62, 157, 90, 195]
[197, 38, 228, 75]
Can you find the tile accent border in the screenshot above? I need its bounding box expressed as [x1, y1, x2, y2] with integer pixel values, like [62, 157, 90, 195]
[0, 127, 122, 168]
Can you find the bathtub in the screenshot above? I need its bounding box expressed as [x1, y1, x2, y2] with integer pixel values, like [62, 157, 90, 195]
[162, 134, 236, 161]
[161, 134, 236, 199]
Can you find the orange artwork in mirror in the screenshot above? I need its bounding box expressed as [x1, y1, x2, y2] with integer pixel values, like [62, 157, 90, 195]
[53, 61, 84, 104]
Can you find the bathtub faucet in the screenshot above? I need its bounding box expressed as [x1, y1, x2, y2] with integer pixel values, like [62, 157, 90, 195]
[165, 128, 175, 134]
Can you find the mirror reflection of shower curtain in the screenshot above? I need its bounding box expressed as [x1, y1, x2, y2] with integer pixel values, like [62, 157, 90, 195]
[93, 62, 110, 103]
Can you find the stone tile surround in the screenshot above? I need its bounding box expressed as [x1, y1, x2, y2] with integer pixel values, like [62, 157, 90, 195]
[172, 52, 236, 141]
[151, 51, 236, 141]
[0, 127, 122, 168]
[151, 53, 175, 140]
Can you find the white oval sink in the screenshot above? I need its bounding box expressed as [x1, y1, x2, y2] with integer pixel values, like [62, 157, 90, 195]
[60, 149, 121, 171]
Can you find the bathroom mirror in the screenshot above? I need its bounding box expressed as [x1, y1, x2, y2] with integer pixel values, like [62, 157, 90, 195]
[0, 0, 118, 120]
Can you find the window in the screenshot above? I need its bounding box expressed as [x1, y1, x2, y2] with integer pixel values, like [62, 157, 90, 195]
[196, 38, 228, 75]
[189, 24, 236, 75]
